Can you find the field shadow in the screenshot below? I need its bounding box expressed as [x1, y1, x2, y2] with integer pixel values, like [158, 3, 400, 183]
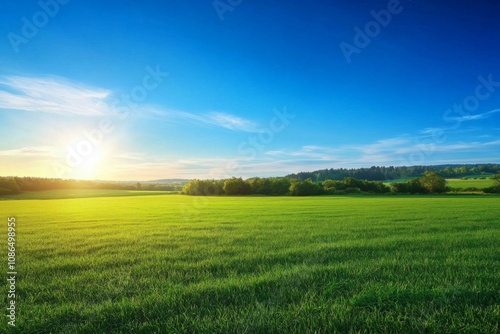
[351, 286, 499, 311]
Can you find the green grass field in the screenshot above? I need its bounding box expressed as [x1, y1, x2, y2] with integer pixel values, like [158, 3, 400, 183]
[0, 189, 169, 200]
[382, 177, 418, 184]
[382, 177, 496, 191]
[1, 195, 499, 333]
[446, 178, 496, 190]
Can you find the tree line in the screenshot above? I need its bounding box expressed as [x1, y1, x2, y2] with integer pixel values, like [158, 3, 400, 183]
[184, 172, 500, 196]
[287, 164, 500, 182]
[2, 167, 499, 197]
[182, 176, 394, 196]
[0, 177, 182, 196]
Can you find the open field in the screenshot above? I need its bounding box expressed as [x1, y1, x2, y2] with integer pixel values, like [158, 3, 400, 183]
[446, 178, 496, 190]
[1, 195, 499, 333]
[382, 177, 418, 184]
[0, 189, 169, 200]
[383, 176, 495, 188]
[454, 174, 494, 179]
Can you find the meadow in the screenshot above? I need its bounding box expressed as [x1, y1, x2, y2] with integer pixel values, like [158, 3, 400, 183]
[382, 177, 495, 190]
[1, 194, 499, 333]
[0, 189, 169, 200]
[446, 178, 496, 190]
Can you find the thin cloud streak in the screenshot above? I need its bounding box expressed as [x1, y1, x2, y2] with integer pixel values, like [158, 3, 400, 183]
[149, 107, 259, 133]
[447, 109, 500, 122]
[264, 136, 500, 171]
[393, 140, 500, 155]
[99, 133, 500, 179]
[0, 146, 58, 158]
[0, 75, 259, 133]
[0, 75, 113, 116]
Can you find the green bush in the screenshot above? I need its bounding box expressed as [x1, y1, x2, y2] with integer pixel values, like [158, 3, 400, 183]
[345, 187, 362, 194]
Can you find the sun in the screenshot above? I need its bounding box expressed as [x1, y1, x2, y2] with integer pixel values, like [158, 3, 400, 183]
[73, 149, 104, 180]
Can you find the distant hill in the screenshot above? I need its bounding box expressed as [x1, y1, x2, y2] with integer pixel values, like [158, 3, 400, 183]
[285, 164, 500, 182]
[0, 177, 186, 196]
[144, 179, 190, 184]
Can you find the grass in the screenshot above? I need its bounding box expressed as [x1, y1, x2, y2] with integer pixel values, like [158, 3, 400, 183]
[457, 174, 494, 179]
[382, 177, 496, 191]
[446, 178, 496, 190]
[382, 177, 418, 184]
[1, 195, 499, 333]
[0, 189, 169, 200]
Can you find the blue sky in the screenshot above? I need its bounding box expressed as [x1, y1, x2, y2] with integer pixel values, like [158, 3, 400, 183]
[0, 0, 499, 180]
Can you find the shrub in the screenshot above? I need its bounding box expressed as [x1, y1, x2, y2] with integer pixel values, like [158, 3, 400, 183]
[183, 180, 223, 196]
[345, 187, 362, 194]
[223, 178, 252, 195]
[290, 179, 323, 196]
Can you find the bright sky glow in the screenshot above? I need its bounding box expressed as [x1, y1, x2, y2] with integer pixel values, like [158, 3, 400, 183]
[1, 1, 499, 180]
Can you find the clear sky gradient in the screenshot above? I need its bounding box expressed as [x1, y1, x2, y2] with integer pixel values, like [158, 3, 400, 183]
[1, 0, 499, 180]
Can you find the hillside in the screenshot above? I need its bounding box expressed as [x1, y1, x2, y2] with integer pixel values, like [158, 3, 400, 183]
[286, 164, 500, 182]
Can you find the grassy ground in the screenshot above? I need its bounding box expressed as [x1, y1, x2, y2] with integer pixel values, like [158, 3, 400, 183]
[382, 177, 418, 184]
[455, 174, 494, 179]
[0, 189, 169, 200]
[446, 178, 496, 189]
[1, 195, 499, 333]
[382, 177, 496, 191]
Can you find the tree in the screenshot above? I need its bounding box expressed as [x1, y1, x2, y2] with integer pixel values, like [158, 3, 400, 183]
[419, 172, 447, 193]
[390, 178, 426, 194]
[268, 178, 291, 195]
[490, 174, 500, 193]
[289, 178, 322, 196]
[0, 177, 21, 195]
[183, 179, 223, 196]
[343, 177, 363, 189]
[223, 178, 251, 195]
[390, 182, 408, 194]
[246, 177, 263, 194]
[322, 179, 343, 194]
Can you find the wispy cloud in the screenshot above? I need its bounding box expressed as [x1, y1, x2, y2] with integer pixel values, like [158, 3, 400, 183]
[0, 146, 58, 158]
[148, 107, 259, 132]
[393, 140, 500, 155]
[0, 74, 259, 132]
[447, 109, 500, 122]
[265, 145, 339, 160]
[268, 138, 412, 158]
[0, 146, 61, 177]
[101, 154, 303, 180]
[420, 127, 445, 135]
[264, 135, 500, 172]
[204, 112, 258, 132]
[348, 137, 410, 155]
[0, 75, 113, 116]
